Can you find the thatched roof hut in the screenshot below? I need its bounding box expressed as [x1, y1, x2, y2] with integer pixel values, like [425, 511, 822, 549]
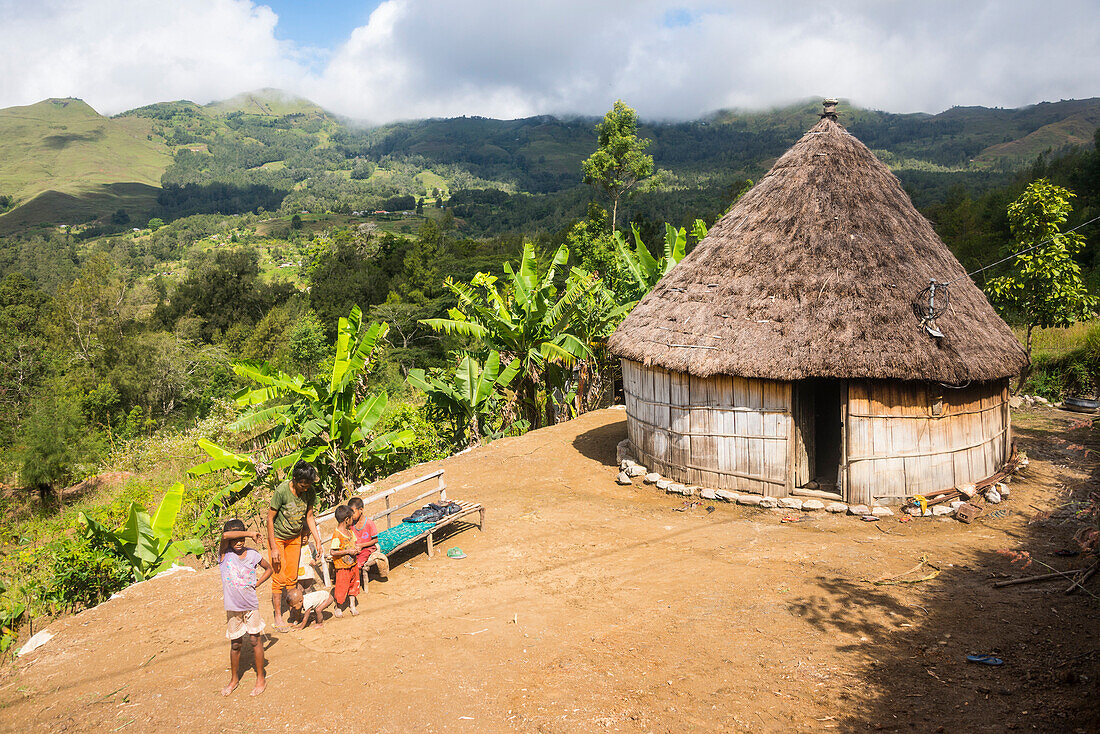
[609, 102, 1027, 505]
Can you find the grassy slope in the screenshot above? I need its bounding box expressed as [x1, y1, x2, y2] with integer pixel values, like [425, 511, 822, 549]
[0, 98, 172, 229]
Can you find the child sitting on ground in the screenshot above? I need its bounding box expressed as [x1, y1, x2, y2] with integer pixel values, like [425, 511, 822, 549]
[348, 496, 389, 584]
[219, 519, 273, 697]
[330, 505, 360, 616]
[285, 584, 333, 630]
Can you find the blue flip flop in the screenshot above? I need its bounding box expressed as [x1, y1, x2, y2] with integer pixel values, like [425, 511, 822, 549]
[966, 654, 1004, 666]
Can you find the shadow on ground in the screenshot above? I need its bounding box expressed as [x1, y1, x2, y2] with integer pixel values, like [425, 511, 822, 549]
[788, 411, 1100, 732]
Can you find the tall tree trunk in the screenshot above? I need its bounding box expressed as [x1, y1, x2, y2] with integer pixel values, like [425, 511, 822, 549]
[1015, 323, 1035, 393]
[611, 195, 620, 232]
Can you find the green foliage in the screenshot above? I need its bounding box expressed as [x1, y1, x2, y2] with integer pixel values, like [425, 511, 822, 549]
[147, 217, 165, 231]
[0, 578, 24, 653]
[582, 101, 655, 229]
[987, 180, 1097, 370]
[76, 482, 204, 582]
[17, 396, 102, 496]
[368, 399, 452, 478]
[188, 306, 415, 514]
[613, 221, 704, 302]
[407, 350, 521, 447]
[45, 538, 130, 611]
[421, 242, 600, 428]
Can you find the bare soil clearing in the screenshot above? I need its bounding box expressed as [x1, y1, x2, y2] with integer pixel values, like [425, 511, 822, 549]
[2, 408, 1097, 733]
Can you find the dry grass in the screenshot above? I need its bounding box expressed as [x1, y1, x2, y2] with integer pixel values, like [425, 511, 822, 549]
[1013, 321, 1097, 360]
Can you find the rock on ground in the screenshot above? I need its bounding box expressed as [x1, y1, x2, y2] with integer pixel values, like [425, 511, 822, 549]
[737, 494, 763, 506]
[699, 488, 717, 500]
[778, 497, 803, 510]
[825, 502, 848, 513]
[801, 499, 825, 511]
[626, 465, 647, 478]
[644, 473, 661, 484]
[616, 471, 632, 485]
[715, 490, 739, 502]
[760, 497, 778, 508]
[847, 504, 870, 516]
[871, 506, 894, 517]
[656, 479, 671, 490]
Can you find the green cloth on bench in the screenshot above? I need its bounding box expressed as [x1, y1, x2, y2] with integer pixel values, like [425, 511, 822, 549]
[377, 521, 436, 553]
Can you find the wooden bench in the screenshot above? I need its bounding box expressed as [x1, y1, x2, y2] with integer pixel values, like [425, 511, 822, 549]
[313, 469, 484, 586]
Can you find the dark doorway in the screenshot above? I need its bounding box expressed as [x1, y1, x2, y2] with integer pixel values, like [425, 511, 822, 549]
[812, 379, 844, 488]
[794, 379, 845, 491]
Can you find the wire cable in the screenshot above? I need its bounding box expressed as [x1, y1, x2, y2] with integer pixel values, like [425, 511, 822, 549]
[945, 212, 1100, 285]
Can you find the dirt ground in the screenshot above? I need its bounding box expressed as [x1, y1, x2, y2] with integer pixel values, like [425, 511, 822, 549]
[2, 407, 1098, 733]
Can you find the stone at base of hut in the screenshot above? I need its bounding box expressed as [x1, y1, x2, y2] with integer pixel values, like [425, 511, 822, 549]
[848, 504, 870, 516]
[616, 439, 633, 464]
[620, 459, 636, 471]
[672, 483, 690, 495]
[825, 502, 848, 513]
[999, 484, 1011, 498]
[626, 465, 647, 478]
[871, 506, 894, 517]
[950, 500, 965, 510]
[700, 488, 717, 500]
[656, 478, 671, 490]
[984, 488, 1002, 504]
[760, 497, 778, 508]
[616, 471, 633, 485]
[644, 472, 660, 484]
[715, 490, 739, 502]
[778, 497, 803, 510]
[802, 499, 825, 511]
[905, 506, 933, 517]
[1009, 395, 1023, 409]
[932, 505, 955, 517]
[738, 495, 763, 506]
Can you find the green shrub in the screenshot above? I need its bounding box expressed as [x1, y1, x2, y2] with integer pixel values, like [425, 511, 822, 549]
[45, 538, 130, 612]
[366, 399, 452, 481]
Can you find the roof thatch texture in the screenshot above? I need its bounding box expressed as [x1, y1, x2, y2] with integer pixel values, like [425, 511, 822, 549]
[608, 118, 1028, 383]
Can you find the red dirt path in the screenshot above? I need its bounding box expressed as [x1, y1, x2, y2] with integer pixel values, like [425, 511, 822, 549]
[2, 408, 1097, 732]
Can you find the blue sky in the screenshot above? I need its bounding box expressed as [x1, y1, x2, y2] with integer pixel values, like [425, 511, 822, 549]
[263, 1, 380, 50]
[1, 1, 1098, 122]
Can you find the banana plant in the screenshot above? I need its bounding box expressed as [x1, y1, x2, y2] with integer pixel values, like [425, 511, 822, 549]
[421, 241, 602, 428]
[77, 483, 205, 582]
[189, 306, 415, 517]
[407, 350, 521, 447]
[613, 219, 707, 300]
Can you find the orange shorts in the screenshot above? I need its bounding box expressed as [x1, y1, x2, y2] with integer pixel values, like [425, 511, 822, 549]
[334, 566, 360, 604]
[269, 535, 303, 592]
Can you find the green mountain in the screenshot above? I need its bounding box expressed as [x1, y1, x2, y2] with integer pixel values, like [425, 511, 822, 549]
[0, 98, 172, 233]
[0, 91, 1096, 235]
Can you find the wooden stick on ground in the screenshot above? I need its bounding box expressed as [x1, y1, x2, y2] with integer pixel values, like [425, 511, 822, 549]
[1065, 562, 1099, 595]
[993, 569, 1082, 588]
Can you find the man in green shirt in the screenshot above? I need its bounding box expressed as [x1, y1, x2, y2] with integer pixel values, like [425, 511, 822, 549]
[266, 461, 324, 632]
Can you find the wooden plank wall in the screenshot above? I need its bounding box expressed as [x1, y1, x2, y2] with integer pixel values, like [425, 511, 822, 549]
[846, 378, 1009, 504]
[622, 360, 792, 496]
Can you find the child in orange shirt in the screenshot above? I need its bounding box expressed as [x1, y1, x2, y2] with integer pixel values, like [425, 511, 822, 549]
[330, 505, 360, 616]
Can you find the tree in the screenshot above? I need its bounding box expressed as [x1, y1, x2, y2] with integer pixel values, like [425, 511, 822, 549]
[290, 214, 303, 230]
[407, 350, 521, 448]
[77, 483, 204, 582]
[421, 242, 600, 428]
[582, 100, 655, 230]
[187, 306, 414, 523]
[613, 220, 705, 302]
[416, 198, 424, 215]
[986, 179, 1097, 386]
[147, 217, 165, 231]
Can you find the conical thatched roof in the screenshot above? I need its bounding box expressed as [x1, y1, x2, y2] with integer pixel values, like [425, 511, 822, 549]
[608, 116, 1028, 383]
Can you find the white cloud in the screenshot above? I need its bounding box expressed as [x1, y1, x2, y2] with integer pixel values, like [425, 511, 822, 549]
[0, 0, 304, 114]
[0, 0, 1097, 120]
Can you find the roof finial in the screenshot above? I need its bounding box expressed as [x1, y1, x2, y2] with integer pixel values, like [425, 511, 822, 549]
[821, 98, 839, 121]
